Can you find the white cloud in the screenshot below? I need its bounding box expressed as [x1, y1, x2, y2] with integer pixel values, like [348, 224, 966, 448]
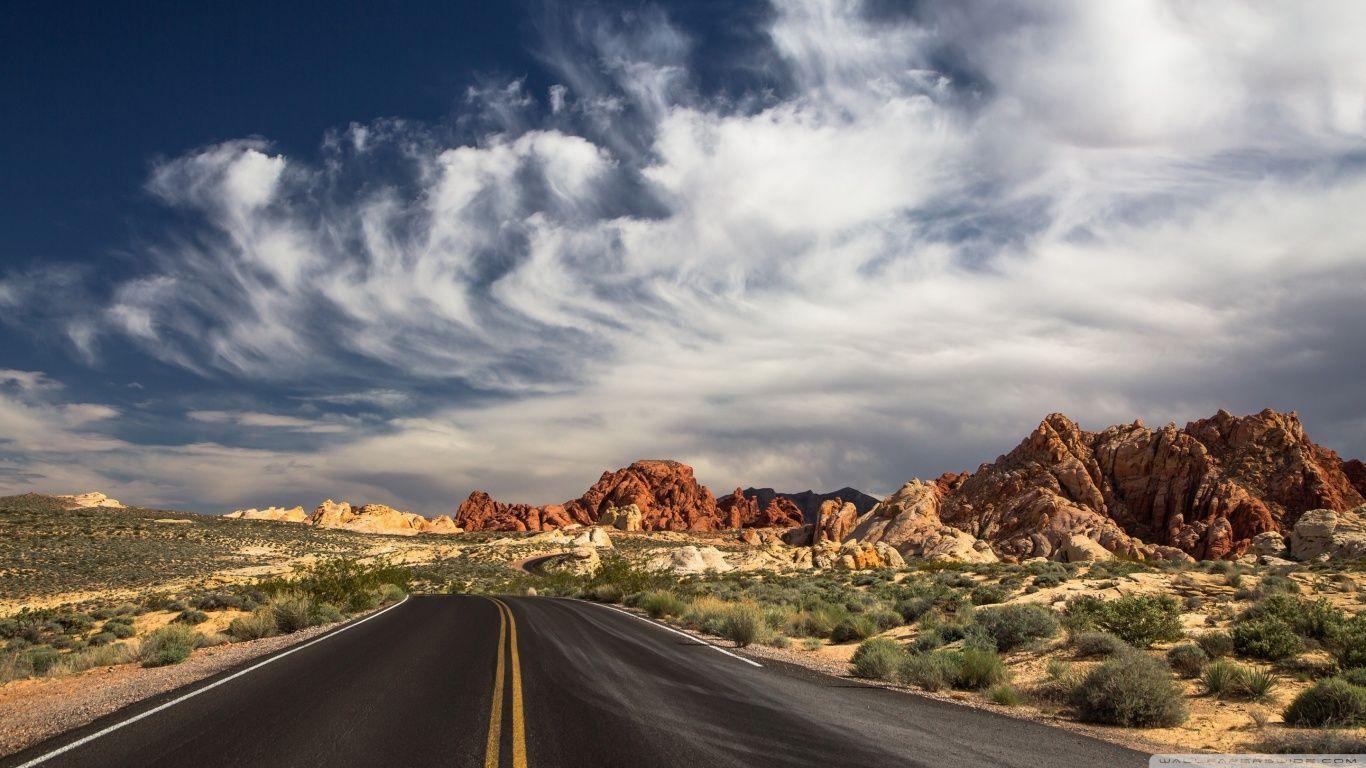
[3, 0, 1365, 511]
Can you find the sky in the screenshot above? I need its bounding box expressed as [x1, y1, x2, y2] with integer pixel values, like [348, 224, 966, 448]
[2, 0, 1365, 515]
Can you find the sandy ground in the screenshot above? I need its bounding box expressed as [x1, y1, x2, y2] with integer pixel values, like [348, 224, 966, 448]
[0, 614, 366, 758]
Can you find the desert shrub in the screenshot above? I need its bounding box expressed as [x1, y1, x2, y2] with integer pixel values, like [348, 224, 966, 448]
[719, 603, 764, 648]
[173, 609, 208, 625]
[851, 637, 906, 680]
[1257, 730, 1366, 754]
[1071, 654, 1187, 727]
[1073, 631, 1130, 659]
[683, 596, 731, 635]
[956, 647, 1007, 689]
[49, 642, 137, 675]
[1202, 659, 1277, 700]
[1256, 574, 1300, 597]
[1034, 658, 1081, 703]
[310, 602, 344, 625]
[897, 650, 961, 692]
[1167, 643, 1209, 677]
[895, 596, 937, 622]
[1233, 617, 1303, 661]
[1242, 593, 1343, 641]
[228, 609, 278, 641]
[1283, 678, 1366, 727]
[1326, 614, 1366, 670]
[196, 632, 231, 648]
[1033, 572, 1067, 589]
[970, 584, 1010, 606]
[271, 594, 316, 634]
[1195, 631, 1234, 659]
[1342, 668, 1366, 687]
[770, 635, 791, 649]
[1064, 594, 1183, 649]
[867, 609, 903, 631]
[376, 583, 406, 605]
[800, 637, 822, 651]
[87, 631, 116, 647]
[586, 584, 624, 603]
[194, 592, 250, 611]
[639, 590, 686, 619]
[138, 624, 199, 667]
[830, 615, 878, 643]
[988, 683, 1023, 706]
[974, 604, 1059, 652]
[789, 602, 848, 638]
[23, 646, 59, 675]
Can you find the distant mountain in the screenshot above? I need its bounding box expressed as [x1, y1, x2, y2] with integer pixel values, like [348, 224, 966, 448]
[735, 487, 880, 525]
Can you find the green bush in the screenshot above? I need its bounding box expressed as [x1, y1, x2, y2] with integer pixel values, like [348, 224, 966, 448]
[587, 584, 624, 603]
[1195, 631, 1234, 659]
[1070, 654, 1187, 727]
[970, 585, 1010, 606]
[1242, 593, 1343, 641]
[1233, 617, 1303, 661]
[867, 609, 903, 631]
[895, 596, 937, 622]
[789, 603, 846, 638]
[87, 631, 117, 647]
[1064, 594, 1183, 649]
[49, 642, 137, 675]
[1342, 668, 1366, 687]
[1202, 658, 1277, 700]
[1167, 643, 1209, 678]
[988, 683, 1023, 705]
[271, 594, 316, 634]
[719, 603, 765, 648]
[851, 637, 906, 680]
[956, 647, 1007, 689]
[376, 583, 406, 605]
[228, 609, 278, 641]
[830, 615, 878, 643]
[682, 597, 732, 636]
[23, 646, 59, 675]
[1283, 678, 1366, 727]
[897, 650, 961, 692]
[974, 604, 1059, 652]
[310, 602, 344, 625]
[639, 590, 686, 619]
[173, 609, 208, 625]
[1326, 614, 1366, 670]
[138, 624, 199, 667]
[1073, 631, 1130, 659]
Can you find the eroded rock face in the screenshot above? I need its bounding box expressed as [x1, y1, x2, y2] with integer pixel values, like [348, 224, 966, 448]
[728, 487, 879, 525]
[598, 504, 643, 532]
[853, 409, 1364, 562]
[455, 460, 723, 532]
[55, 492, 125, 509]
[308, 500, 432, 536]
[420, 515, 463, 534]
[815, 499, 858, 545]
[1345, 459, 1366, 499]
[224, 506, 308, 523]
[717, 488, 804, 529]
[1290, 506, 1366, 560]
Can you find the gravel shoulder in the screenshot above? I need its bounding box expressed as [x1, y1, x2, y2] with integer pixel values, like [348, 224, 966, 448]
[0, 614, 368, 758]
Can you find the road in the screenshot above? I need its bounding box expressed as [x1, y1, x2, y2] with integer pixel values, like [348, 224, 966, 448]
[2, 595, 1149, 768]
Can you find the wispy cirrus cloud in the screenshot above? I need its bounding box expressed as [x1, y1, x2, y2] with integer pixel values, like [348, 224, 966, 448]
[2, 0, 1365, 513]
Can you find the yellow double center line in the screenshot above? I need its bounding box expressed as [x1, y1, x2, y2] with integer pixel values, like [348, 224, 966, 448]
[484, 598, 527, 768]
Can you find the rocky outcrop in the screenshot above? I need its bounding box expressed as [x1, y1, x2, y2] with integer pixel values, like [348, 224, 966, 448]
[419, 515, 464, 534]
[307, 500, 435, 536]
[540, 547, 602, 576]
[224, 506, 308, 523]
[731, 487, 879, 524]
[54, 492, 125, 509]
[453, 491, 588, 532]
[645, 545, 733, 575]
[717, 488, 804, 529]
[456, 460, 725, 532]
[598, 504, 643, 532]
[1345, 459, 1366, 499]
[1290, 506, 1366, 561]
[855, 409, 1364, 562]
[849, 477, 998, 563]
[814, 499, 858, 545]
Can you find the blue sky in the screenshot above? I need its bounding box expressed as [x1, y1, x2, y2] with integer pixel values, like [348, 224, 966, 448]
[2, 1, 1365, 514]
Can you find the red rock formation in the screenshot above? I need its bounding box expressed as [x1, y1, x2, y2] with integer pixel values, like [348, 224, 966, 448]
[909, 409, 1363, 561]
[1343, 459, 1366, 499]
[717, 488, 804, 529]
[814, 499, 858, 545]
[455, 460, 724, 532]
[453, 491, 589, 532]
[562, 460, 720, 532]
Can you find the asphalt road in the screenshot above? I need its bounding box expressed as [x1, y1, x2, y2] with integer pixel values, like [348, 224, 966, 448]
[3, 595, 1150, 768]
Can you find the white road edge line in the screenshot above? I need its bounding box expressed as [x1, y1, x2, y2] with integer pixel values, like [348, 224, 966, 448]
[13, 595, 411, 768]
[573, 598, 762, 668]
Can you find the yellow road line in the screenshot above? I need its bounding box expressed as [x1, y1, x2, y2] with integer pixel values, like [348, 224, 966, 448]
[483, 599, 507, 768]
[492, 598, 528, 768]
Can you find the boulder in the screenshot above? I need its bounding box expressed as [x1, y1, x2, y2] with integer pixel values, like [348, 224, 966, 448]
[1290, 506, 1366, 560]
[814, 499, 858, 545]
[598, 504, 643, 532]
[647, 545, 733, 575]
[54, 492, 125, 509]
[1056, 534, 1113, 563]
[569, 526, 613, 548]
[224, 506, 308, 523]
[1247, 530, 1286, 557]
[541, 547, 601, 576]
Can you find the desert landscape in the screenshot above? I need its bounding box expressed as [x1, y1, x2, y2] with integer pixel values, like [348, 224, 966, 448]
[3, 408, 1364, 758]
